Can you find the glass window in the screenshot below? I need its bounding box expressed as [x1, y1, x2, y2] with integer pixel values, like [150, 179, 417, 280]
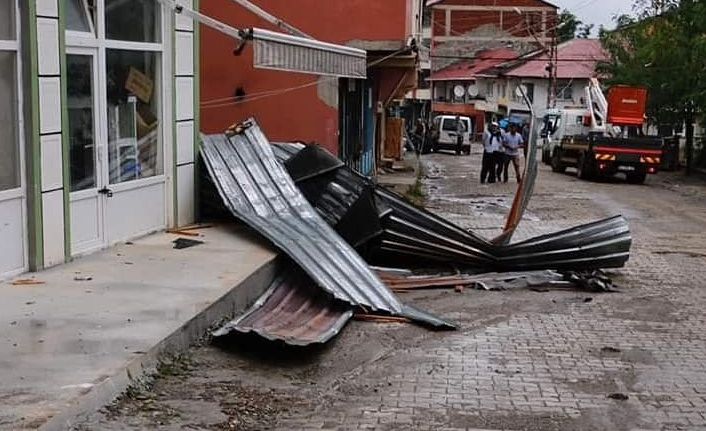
[556, 80, 573, 100]
[0, 0, 15, 40]
[0, 51, 19, 191]
[67, 55, 96, 192]
[67, 0, 95, 34]
[106, 49, 162, 184]
[105, 0, 161, 43]
[442, 119, 456, 131]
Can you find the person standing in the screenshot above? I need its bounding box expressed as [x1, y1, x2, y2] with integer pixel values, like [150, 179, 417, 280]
[502, 123, 524, 183]
[413, 118, 425, 154]
[454, 115, 466, 156]
[495, 120, 509, 182]
[481, 122, 502, 184]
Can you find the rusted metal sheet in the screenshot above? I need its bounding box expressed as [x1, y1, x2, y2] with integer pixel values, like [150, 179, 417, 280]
[201, 121, 456, 332]
[213, 264, 353, 346]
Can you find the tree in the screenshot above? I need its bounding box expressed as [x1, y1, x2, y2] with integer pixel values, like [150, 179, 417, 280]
[577, 23, 594, 38]
[599, 0, 706, 174]
[557, 10, 581, 43]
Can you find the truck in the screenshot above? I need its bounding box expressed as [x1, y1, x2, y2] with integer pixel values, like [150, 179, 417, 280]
[542, 78, 663, 184]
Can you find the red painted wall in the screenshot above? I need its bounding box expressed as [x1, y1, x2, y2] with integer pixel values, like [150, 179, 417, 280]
[200, 0, 412, 154]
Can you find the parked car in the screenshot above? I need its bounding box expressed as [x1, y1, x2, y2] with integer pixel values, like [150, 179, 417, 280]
[427, 115, 473, 155]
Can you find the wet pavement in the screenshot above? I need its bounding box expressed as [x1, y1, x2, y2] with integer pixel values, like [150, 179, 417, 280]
[72, 148, 706, 431]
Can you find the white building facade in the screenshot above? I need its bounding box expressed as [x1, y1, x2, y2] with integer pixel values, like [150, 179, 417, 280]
[0, 0, 199, 279]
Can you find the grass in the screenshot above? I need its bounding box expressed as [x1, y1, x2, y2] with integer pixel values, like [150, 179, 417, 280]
[403, 163, 426, 207]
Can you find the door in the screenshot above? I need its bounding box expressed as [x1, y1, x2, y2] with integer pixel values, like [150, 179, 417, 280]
[440, 117, 456, 145]
[102, 48, 166, 243]
[67, 49, 105, 256]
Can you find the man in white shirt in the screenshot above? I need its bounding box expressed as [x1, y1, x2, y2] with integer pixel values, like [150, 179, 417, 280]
[501, 123, 524, 183]
[481, 122, 502, 183]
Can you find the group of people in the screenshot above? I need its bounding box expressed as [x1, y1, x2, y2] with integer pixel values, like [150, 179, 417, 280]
[481, 120, 524, 184]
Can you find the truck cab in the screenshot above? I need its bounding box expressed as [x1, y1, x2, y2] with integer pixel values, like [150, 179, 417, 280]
[540, 108, 590, 164]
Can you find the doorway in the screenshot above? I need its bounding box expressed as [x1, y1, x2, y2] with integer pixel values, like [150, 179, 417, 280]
[67, 49, 104, 255]
[66, 0, 167, 257]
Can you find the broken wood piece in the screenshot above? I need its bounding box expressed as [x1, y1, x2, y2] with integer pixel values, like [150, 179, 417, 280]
[173, 224, 214, 232]
[353, 314, 412, 324]
[166, 229, 200, 237]
[10, 279, 45, 286]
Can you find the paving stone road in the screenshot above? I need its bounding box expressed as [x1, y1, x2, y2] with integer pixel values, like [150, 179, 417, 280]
[73, 147, 706, 431]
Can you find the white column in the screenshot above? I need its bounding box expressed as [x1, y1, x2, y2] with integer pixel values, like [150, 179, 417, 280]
[35, 0, 65, 267]
[174, 0, 197, 227]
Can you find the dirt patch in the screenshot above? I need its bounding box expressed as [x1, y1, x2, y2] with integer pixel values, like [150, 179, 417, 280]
[603, 296, 680, 323]
[564, 369, 637, 395]
[447, 410, 575, 431]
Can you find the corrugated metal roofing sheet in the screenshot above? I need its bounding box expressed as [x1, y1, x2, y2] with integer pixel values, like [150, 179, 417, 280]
[200, 120, 401, 313]
[213, 263, 353, 346]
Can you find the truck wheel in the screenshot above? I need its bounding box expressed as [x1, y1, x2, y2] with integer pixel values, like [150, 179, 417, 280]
[577, 154, 592, 180]
[626, 170, 647, 184]
[551, 149, 566, 173]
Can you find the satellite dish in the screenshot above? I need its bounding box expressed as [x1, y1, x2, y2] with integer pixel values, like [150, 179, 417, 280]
[467, 84, 479, 97]
[453, 85, 465, 98]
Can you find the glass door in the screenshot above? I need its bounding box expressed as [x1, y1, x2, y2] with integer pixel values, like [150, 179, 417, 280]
[68, 49, 105, 256]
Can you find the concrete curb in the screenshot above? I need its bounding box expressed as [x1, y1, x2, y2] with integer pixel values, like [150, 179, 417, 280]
[40, 257, 279, 431]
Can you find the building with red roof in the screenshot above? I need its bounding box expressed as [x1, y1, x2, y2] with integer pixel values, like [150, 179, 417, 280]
[427, 37, 608, 137]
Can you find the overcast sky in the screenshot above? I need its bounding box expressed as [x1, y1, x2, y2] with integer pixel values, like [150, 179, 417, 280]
[550, 0, 634, 34]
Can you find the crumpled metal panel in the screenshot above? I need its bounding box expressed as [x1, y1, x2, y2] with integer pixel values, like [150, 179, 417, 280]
[200, 121, 401, 313]
[271, 143, 632, 272]
[213, 263, 353, 346]
[498, 215, 632, 270]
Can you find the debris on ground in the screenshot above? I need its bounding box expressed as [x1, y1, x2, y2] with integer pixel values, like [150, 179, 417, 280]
[10, 279, 45, 286]
[375, 268, 618, 293]
[201, 120, 454, 335]
[172, 238, 205, 250]
[74, 276, 93, 282]
[212, 260, 353, 346]
[607, 393, 630, 400]
[201, 119, 632, 345]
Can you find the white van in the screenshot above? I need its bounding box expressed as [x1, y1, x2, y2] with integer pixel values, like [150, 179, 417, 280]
[429, 115, 473, 155]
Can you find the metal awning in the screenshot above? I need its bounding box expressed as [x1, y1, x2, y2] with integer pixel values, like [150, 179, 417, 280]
[251, 28, 367, 78]
[158, 0, 367, 78]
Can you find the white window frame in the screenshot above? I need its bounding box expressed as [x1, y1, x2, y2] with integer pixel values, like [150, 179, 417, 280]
[65, 0, 96, 39]
[0, 0, 28, 278]
[66, 0, 169, 185]
[0, 0, 26, 203]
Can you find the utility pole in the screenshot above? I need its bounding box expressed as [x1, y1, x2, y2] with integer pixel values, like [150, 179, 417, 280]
[544, 35, 557, 109]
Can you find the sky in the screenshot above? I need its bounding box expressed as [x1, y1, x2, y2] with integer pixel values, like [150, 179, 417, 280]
[549, 0, 634, 34]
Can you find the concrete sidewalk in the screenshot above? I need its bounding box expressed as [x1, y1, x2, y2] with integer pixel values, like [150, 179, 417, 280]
[0, 225, 277, 431]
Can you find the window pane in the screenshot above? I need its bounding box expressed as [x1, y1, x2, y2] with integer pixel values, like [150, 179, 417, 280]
[0, 51, 19, 191]
[67, 0, 94, 33]
[105, 0, 160, 43]
[107, 49, 162, 184]
[67, 55, 96, 192]
[0, 0, 15, 40]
